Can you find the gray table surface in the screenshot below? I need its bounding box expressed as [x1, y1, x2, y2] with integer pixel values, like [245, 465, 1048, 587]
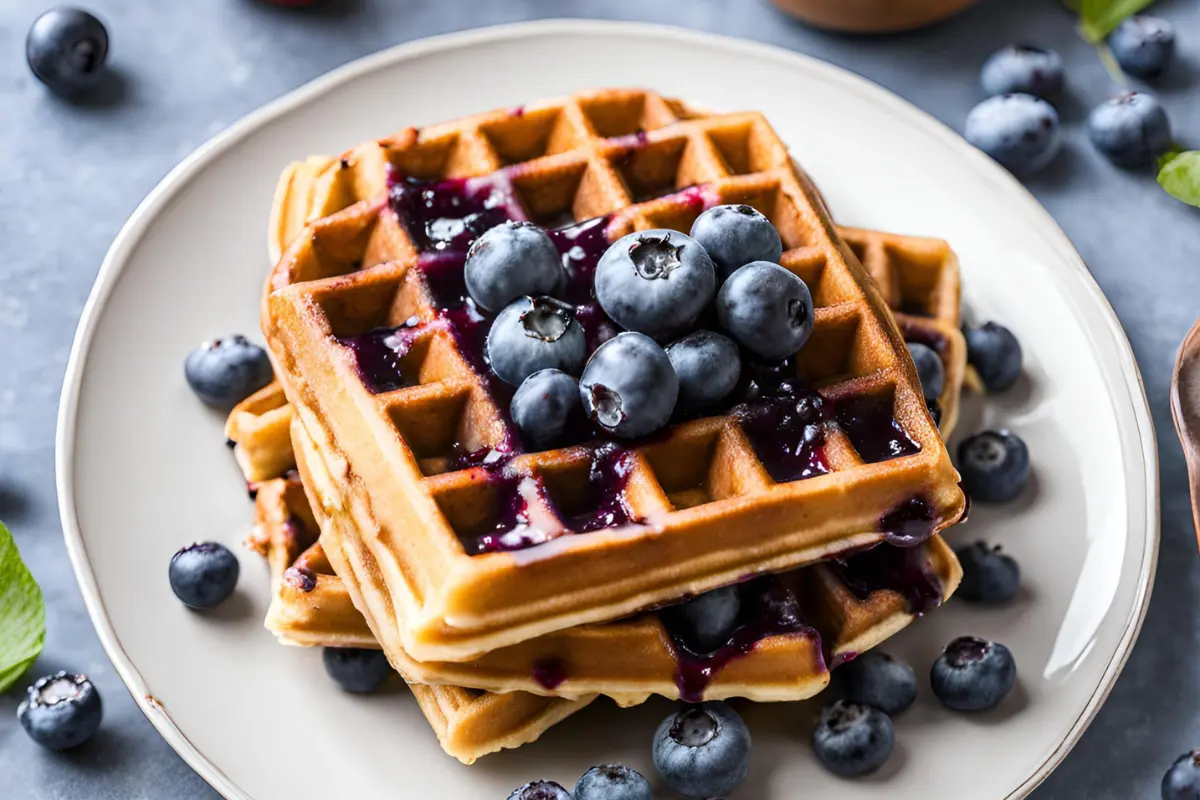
[0, 0, 1197, 797]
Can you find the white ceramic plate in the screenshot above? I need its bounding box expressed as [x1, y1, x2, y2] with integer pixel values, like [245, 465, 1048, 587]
[57, 20, 1157, 800]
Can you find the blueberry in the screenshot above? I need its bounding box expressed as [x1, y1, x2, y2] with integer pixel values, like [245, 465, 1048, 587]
[958, 429, 1030, 503]
[666, 330, 742, 412]
[963, 321, 1022, 391]
[907, 342, 945, 402]
[811, 700, 894, 777]
[980, 45, 1064, 98]
[322, 647, 391, 693]
[184, 336, 274, 410]
[652, 701, 751, 799]
[1110, 16, 1175, 80]
[511, 369, 584, 450]
[574, 764, 652, 800]
[507, 781, 574, 800]
[1088, 92, 1172, 168]
[716, 261, 814, 361]
[465, 221, 563, 313]
[1163, 751, 1200, 800]
[964, 94, 1060, 174]
[676, 585, 741, 652]
[930, 636, 1016, 711]
[26, 7, 109, 97]
[841, 651, 918, 716]
[18, 672, 103, 751]
[579, 333, 678, 439]
[486, 297, 586, 386]
[169, 542, 239, 609]
[689, 204, 783, 282]
[956, 541, 1021, 605]
[595, 229, 716, 340]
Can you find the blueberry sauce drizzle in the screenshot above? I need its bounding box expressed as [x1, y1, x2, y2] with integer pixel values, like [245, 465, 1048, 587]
[879, 496, 936, 546]
[557, 442, 638, 533]
[831, 537, 944, 615]
[532, 658, 567, 691]
[833, 393, 920, 463]
[899, 319, 948, 354]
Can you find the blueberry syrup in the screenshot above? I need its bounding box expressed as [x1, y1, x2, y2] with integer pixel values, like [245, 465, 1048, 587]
[556, 443, 639, 533]
[284, 565, 317, 593]
[899, 319, 948, 354]
[831, 538, 944, 616]
[879, 496, 936, 546]
[388, 172, 526, 252]
[338, 321, 424, 393]
[532, 658, 567, 690]
[834, 393, 920, 463]
[460, 472, 558, 555]
[734, 388, 830, 483]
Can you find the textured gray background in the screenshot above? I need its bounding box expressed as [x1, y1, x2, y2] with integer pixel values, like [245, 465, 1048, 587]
[0, 0, 1197, 797]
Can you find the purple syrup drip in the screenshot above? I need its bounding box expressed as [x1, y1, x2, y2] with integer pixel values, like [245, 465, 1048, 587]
[834, 393, 920, 464]
[831, 537, 944, 616]
[556, 443, 639, 533]
[734, 386, 830, 484]
[880, 496, 936, 546]
[338, 321, 423, 394]
[388, 173, 526, 253]
[461, 472, 553, 555]
[532, 658, 567, 690]
[899, 319, 948, 354]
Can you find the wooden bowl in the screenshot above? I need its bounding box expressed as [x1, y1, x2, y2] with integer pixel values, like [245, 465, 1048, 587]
[769, 0, 977, 33]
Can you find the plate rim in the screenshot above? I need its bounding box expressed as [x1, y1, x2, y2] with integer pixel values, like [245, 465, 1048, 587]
[53, 18, 1160, 800]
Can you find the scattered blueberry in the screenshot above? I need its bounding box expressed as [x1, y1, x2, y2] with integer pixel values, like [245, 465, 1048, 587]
[26, 7, 109, 97]
[812, 700, 894, 777]
[666, 330, 742, 412]
[689, 204, 783, 282]
[1110, 16, 1176, 80]
[963, 321, 1022, 391]
[169, 542, 239, 609]
[465, 221, 563, 313]
[964, 93, 1060, 174]
[676, 585, 741, 652]
[511, 369, 584, 450]
[1163, 751, 1200, 800]
[322, 647, 391, 693]
[184, 336, 274, 410]
[841, 651, 918, 716]
[958, 429, 1030, 503]
[716, 261, 814, 361]
[507, 780, 574, 800]
[652, 701, 751, 799]
[574, 764, 652, 800]
[486, 297, 586, 386]
[907, 342, 945, 402]
[956, 542, 1021, 605]
[579, 332, 678, 439]
[595, 230, 716, 340]
[980, 45, 1064, 98]
[18, 672, 103, 751]
[1088, 92, 1172, 169]
[931, 636, 1016, 711]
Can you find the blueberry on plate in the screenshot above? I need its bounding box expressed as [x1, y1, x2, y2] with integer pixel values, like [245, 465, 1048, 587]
[907, 342, 945, 402]
[511, 369, 585, 450]
[595, 229, 716, 340]
[980, 45, 1064, 98]
[812, 700, 894, 777]
[717, 261, 814, 361]
[579, 332, 678, 439]
[574, 764, 652, 800]
[18, 672, 103, 751]
[841, 650, 918, 716]
[465, 221, 563, 313]
[1163, 751, 1200, 800]
[507, 780, 574, 800]
[958, 429, 1030, 503]
[169, 542, 239, 609]
[964, 94, 1060, 174]
[322, 647, 391, 693]
[931, 636, 1016, 711]
[1088, 92, 1172, 168]
[956, 541, 1021, 605]
[689, 204, 783, 282]
[653, 701, 751, 799]
[184, 335, 274, 410]
[26, 7, 109, 97]
[486, 297, 587, 386]
[676, 585, 741, 652]
[963, 321, 1022, 391]
[666, 330, 742, 412]
[1110, 16, 1175, 80]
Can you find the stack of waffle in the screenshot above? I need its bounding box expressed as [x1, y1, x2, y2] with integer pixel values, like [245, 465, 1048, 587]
[235, 89, 969, 763]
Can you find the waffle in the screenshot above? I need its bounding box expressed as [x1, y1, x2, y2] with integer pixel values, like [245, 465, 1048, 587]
[261, 89, 967, 662]
[225, 381, 295, 485]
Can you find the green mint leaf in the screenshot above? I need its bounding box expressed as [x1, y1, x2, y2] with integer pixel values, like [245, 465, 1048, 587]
[1079, 0, 1156, 42]
[1158, 151, 1200, 208]
[0, 522, 44, 693]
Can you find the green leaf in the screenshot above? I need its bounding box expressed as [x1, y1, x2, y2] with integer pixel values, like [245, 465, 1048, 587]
[1159, 151, 1200, 208]
[1079, 0, 1156, 42]
[0, 522, 44, 693]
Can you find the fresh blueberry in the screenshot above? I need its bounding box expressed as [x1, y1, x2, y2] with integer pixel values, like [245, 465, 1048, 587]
[169, 542, 239, 609]
[907, 342, 945, 402]
[18, 672, 103, 751]
[322, 647, 391, 693]
[689, 204, 783, 282]
[956, 541, 1021, 605]
[1088, 92, 1172, 168]
[1163, 751, 1200, 800]
[652, 701, 751, 799]
[964, 93, 1060, 174]
[980, 45, 1064, 98]
[666, 330, 742, 412]
[964, 321, 1022, 391]
[511, 369, 584, 450]
[958, 429, 1030, 503]
[507, 781, 574, 800]
[595, 229, 716, 340]
[930, 636, 1016, 711]
[811, 700, 894, 777]
[185, 336, 274, 410]
[486, 297, 586, 386]
[676, 585, 741, 652]
[26, 7, 109, 97]
[841, 651, 918, 716]
[579, 332, 678, 439]
[717, 261, 814, 361]
[1110, 16, 1175, 80]
[574, 764, 652, 800]
[465, 221, 563, 313]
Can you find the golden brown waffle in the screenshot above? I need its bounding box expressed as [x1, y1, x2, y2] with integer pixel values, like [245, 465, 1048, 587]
[225, 381, 294, 484]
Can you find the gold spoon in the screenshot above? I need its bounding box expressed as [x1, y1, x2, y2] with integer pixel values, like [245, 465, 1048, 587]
[1170, 318, 1200, 543]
